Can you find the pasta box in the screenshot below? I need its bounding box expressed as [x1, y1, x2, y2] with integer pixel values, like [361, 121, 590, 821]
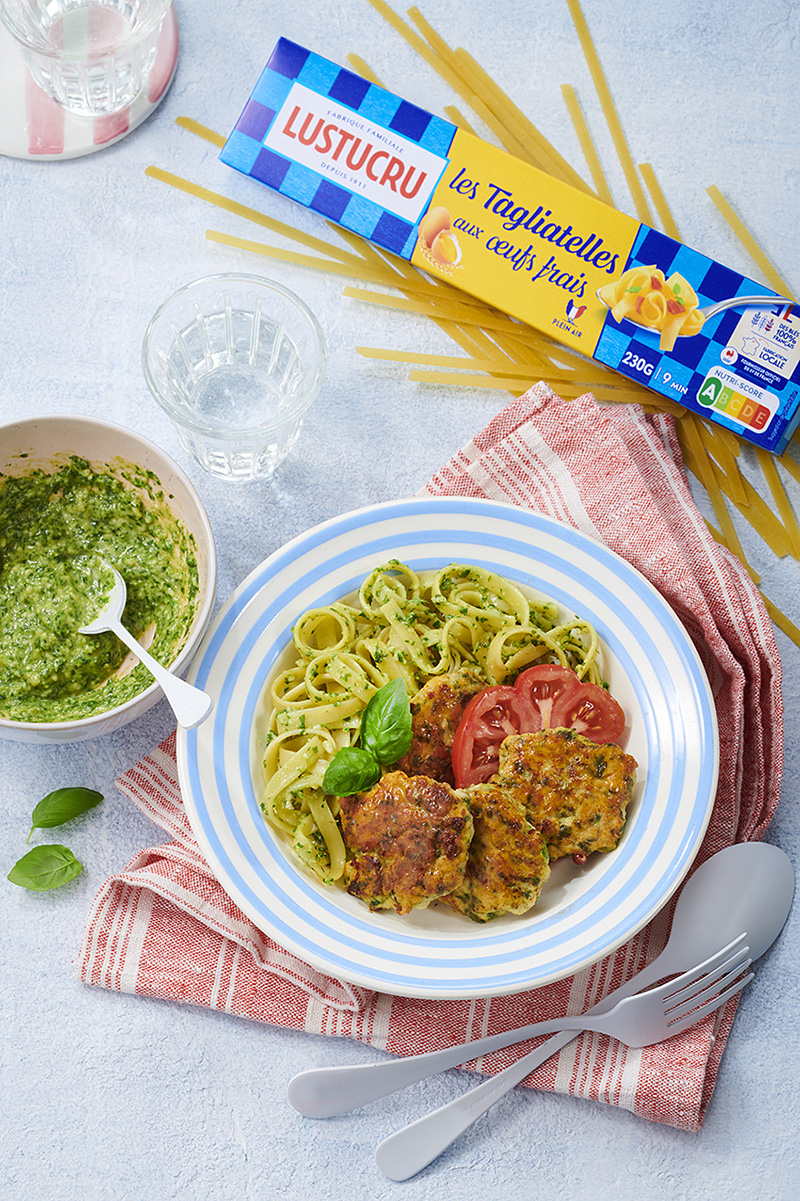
[220, 37, 800, 454]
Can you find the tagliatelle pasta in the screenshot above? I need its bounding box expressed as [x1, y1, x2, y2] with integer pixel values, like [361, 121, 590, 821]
[597, 265, 705, 351]
[261, 560, 603, 884]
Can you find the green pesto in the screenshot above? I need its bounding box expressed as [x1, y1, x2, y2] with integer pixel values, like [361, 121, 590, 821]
[0, 455, 199, 723]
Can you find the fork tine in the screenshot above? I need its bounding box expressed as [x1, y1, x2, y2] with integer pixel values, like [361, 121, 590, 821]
[664, 944, 751, 1012]
[666, 971, 754, 1034]
[666, 956, 752, 1022]
[658, 934, 747, 998]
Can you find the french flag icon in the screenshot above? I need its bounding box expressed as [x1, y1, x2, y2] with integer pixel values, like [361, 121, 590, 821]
[566, 300, 587, 320]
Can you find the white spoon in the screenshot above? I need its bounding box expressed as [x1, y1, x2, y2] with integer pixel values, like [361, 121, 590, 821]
[373, 842, 794, 1181]
[696, 293, 795, 321]
[79, 566, 214, 730]
[597, 289, 795, 322]
[289, 842, 793, 1124]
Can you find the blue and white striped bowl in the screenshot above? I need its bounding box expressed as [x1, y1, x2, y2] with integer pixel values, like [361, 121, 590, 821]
[177, 497, 718, 999]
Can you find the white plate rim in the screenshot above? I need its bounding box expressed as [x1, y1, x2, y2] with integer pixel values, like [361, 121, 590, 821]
[177, 496, 719, 999]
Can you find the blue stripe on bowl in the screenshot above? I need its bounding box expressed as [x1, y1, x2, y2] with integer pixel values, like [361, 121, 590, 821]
[179, 498, 717, 995]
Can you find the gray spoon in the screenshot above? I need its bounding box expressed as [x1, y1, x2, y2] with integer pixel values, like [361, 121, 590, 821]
[696, 293, 795, 321]
[597, 289, 795, 323]
[374, 841, 794, 1180]
[289, 842, 793, 1130]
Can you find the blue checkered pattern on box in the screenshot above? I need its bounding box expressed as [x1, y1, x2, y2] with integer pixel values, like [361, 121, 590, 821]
[220, 39, 457, 259]
[594, 225, 798, 451]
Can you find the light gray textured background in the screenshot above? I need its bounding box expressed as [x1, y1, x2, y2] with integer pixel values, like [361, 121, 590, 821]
[1, 2, 799, 1198]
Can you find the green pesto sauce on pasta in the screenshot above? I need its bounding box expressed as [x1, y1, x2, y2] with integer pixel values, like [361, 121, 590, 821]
[261, 560, 602, 885]
[0, 456, 199, 723]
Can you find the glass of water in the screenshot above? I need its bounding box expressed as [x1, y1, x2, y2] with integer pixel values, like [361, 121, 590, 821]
[0, 0, 171, 116]
[142, 274, 327, 483]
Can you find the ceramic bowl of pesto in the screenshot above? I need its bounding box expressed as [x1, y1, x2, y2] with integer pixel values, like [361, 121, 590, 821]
[0, 414, 217, 743]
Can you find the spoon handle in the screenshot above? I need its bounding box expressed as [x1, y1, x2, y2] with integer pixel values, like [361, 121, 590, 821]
[373, 950, 680, 1182]
[291, 1021, 587, 1119]
[701, 293, 794, 319]
[291, 943, 674, 1121]
[110, 619, 214, 729]
[375, 1037, 572, 1181]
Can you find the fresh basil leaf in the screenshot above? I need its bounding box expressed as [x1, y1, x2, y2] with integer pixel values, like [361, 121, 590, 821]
[29, 787, 103, 839]
[7, 844, 84, 892]
[360, 678, 413, 765]
[322, 748, 381, 797]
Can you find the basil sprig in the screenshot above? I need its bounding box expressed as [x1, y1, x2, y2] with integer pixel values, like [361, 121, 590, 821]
[322, 747, 381, 796]
[323, 678, 412, 797]
[28, 787, 103, 842]
[8, 845, 84, 892]
[8, 786, 104, 891]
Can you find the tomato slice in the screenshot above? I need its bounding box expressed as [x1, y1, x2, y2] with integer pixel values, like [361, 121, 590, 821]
[452, 665, 626, 787]
[551, 678, 626, 742]
[515, 665, 626, 743]
[451, 686, 528, 788]
[513, 665, 582, 728]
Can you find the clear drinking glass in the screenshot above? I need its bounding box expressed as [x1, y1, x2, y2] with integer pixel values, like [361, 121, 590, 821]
[142, 274, 328, 483]
[0, 0, 171, 116]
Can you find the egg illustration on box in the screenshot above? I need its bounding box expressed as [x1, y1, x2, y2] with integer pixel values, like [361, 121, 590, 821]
[418, 206, 462, 271]
[418, 206, 450, 246]
[430, 229, 462, 266]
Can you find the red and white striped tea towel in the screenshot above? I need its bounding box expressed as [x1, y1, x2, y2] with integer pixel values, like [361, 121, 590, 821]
[78, 384, 783, 1132]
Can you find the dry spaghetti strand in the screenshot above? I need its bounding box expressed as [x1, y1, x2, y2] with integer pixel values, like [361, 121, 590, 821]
[565, 0, 653, 222]
[756, 447, 800, 560]
[707, 186, 795, 298]
[762, 594, 800, 647]
[146, 164, 371, 269]
[561, 84, 614, 206]
[638, 162, 681, 240]
[174, 116, 225, 147]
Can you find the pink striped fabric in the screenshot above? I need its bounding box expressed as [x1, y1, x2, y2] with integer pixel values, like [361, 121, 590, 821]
[78, 385, 783, 1131]
[17, 5, 178, 156]
[24, 72, 65, 156]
